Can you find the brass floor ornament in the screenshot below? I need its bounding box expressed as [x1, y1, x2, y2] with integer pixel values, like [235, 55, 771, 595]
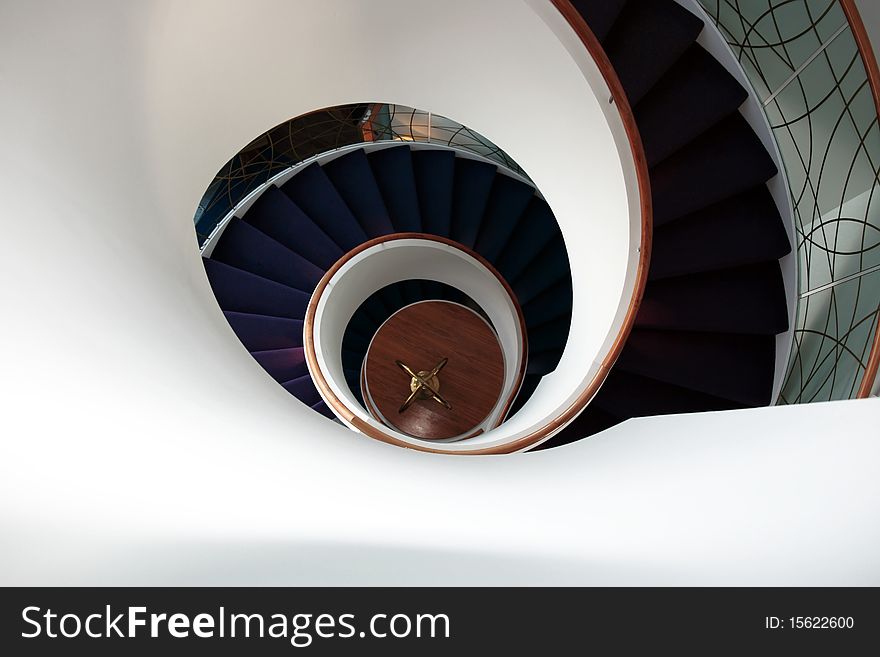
[395, 358, 451, 413]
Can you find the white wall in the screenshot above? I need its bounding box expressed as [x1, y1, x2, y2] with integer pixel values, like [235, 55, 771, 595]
[3, 396, 879, 586]
[0, 0, 878, 585]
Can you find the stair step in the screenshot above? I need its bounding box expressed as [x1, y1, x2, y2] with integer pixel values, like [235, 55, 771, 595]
[512, 234, 571, 305]
[527, 314, 571, 355]
[534, 407, 621, 450]
[344, 367, 364, 406]
[413, 150, 456, 237]
[251, 347, 308, 383]
[283, 374, 322, 406]
[281, 162, 367, 251]
[397, 280, 424, 307]
[527, 349, 565, 375]
[203, 258, 310, 320]
[322, 149, 394, 238]
[637, 262, 789, 335]
[420, 280, 450, 302]
[451, 158, 497, 248]
[368, 147, 422, 232]
[635, 44, 748, 167]
[473, 174, 536, 263]
[209, 218, 324, 292]
[507, 373, 543, 418]
[356, 293, 392, 330]
[522, 278, 573, 328]
[376, 283, 408, 317]
[604, 0, 704, 105]
[570, 0, 627, 42]
[495, 198, 561, 284]
[242, 186, 342, 270]
[310, 400, 336, 419]
[592, 369, 744, 418]
[342, 345, 367, 378]
[343, 314, 376, 353]
[650, 186, 791, 280]
[651, 114, 778, 225]
[615, 328, 777, 406]
[224, 311, 303, 351]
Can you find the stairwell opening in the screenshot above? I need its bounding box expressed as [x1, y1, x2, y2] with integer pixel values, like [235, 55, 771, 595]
[195, 103, 573, 450]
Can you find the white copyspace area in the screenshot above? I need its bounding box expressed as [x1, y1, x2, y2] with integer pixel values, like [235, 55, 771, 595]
[0, 0, 878, 584]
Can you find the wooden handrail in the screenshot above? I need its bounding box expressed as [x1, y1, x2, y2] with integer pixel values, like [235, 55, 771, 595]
[304, 1, 652, 453]
[841, 0, 880, 398]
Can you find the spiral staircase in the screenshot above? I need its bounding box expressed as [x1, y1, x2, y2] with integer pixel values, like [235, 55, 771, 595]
[203, 146, 571, 424]
[545, 0, 794, 446]
[2, 0, 879, 586]
[199, 0, 794, 450]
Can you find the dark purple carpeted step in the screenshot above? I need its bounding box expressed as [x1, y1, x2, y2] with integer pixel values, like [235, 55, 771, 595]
[507, 373, 542, 418]
[637, 262, 789, 335]
[650, 186, 791, 280]
[243, 186, 342, 270]
[251, 347, 308, 383]
[342, 325, 372, 356]
[522, 278, 573, 328]
[379, 282, 413, 317]
[570, 0, 627, 43]
[355, 293, 391, 330]
[346, 310, 380, 345]
[322, 149, 394, 238]
[413, 149, 456, 237]
[310, 400, 336, 419]
[281, 162, 367, 251]
[604, 0, 704, 105]
[527, 349, 566, 376]
[283, 375, 323, 406]
[651, 114, 778, 226]
[368, 147, 422, 232]
[534, 407, 621, 450]
[223, 311, 303, 351]
[203, 258, 310, 320]
[512, 234, 571, 305]
[344, 368, 364, 406]
[615, 328, 776, 406]
[209, 218, 324, 292]
[495, 198, 560, 285]
[473, 174, 535, 263]
[527, 314, 572, 356]
[635, 44, 749, 167]
[592, 369, 744, 418]
[451, 158, 497, 248]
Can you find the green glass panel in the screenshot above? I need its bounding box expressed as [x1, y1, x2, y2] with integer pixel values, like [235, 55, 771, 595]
[698, 0, 880, 401]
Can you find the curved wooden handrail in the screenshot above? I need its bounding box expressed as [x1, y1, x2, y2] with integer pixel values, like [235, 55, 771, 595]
[304, 233, 529, 451]
[841, 0, 880, 397]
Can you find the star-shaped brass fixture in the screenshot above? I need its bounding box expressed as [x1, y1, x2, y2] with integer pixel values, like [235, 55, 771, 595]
[395, 358, 452, 413]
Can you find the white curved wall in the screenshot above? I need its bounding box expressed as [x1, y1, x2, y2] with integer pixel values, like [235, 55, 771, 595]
[1, 0, 879, 585]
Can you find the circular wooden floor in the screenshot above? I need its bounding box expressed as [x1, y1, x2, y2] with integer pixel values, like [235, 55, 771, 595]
[363, 300, 504, 440]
